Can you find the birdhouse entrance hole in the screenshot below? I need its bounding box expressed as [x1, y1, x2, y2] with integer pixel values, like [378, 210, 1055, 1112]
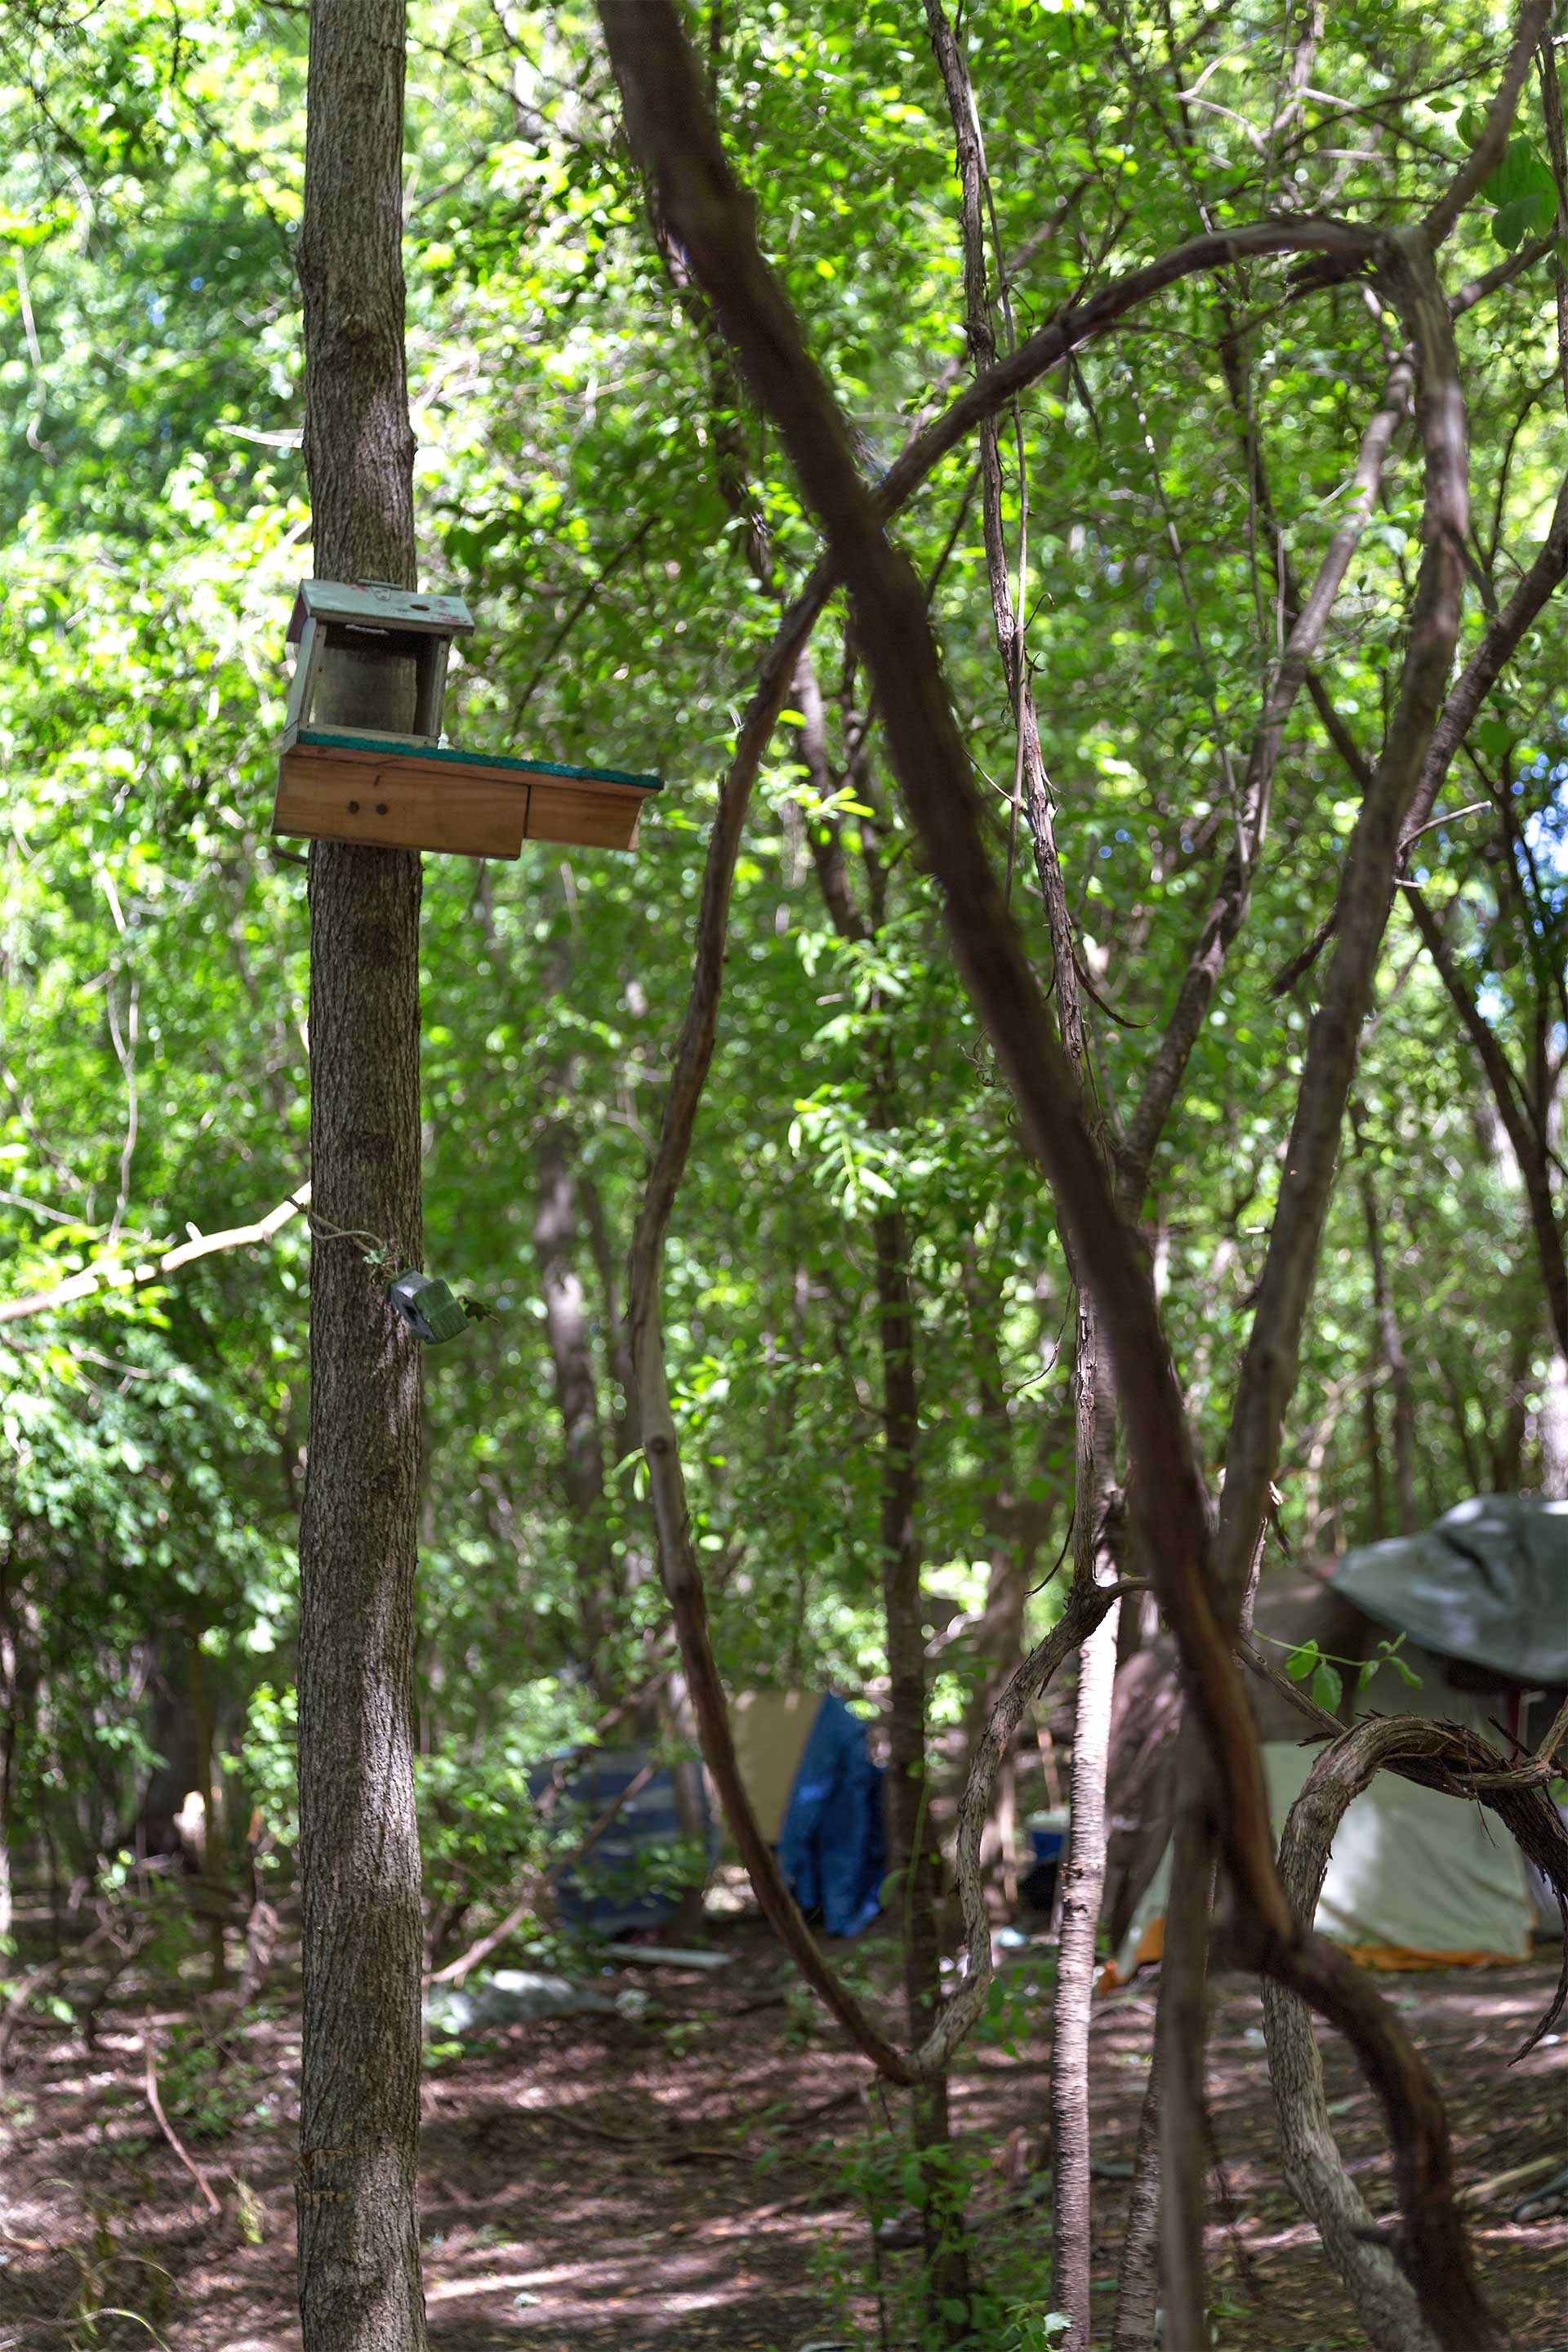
[272, 577, 661, 858]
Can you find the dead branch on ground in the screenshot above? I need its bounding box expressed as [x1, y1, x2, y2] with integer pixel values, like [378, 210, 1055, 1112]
[143, 2020, 222, 2216]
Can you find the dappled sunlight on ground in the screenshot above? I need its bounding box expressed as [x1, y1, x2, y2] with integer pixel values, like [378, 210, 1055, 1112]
[1, 1922, 1563, 2350]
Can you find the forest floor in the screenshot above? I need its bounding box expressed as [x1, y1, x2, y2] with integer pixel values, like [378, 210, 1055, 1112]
[0, 1900, 1564, 2352]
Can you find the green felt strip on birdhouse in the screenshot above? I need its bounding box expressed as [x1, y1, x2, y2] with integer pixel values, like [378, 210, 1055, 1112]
[388, 1272, 470, 1345]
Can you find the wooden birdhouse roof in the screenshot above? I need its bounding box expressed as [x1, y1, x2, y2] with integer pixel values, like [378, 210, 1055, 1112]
[286, 579, 475, 643]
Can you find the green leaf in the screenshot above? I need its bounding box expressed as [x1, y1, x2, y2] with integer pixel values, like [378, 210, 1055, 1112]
[1285, 1640, 1319, 1682]
[1312, 1661, 1343, 1715]
[1492, 190, 1554, 252]
[1483, 137, 1552, 208]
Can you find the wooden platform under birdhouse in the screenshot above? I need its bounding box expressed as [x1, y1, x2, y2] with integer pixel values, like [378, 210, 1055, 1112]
[273, 730, 661, 858]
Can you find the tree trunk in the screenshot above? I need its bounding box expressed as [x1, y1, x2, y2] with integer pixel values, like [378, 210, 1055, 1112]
[1432, 1352, 1484, 1495]
[533, 1121, 615, 1686]
[1263, 1735, 1446, 2352]
[294, 1, 430, 2345]
[910, 14, 1134, 2322]
[957, 1245, 1048, 1904]
[0, 1550, 15, 1953]
[1102, 1646, 1184, 1954]
[1364, 1374, 1390, 1540]
[1490, 1312, 1535, 1490]
[1358, 1160, 1419, 1534]
[189, 1629, 229, 1989]
[1154, 1749, 1218, 2343]
[793, 724, 972, 2322]
[875, 1200, 971, 2333]
[581, 1171, 639, 1456]
[1535, 1352, 1568, 1499]
[1108, 2030, 1165, 2352]
[1050, 1325, 1120, 2352]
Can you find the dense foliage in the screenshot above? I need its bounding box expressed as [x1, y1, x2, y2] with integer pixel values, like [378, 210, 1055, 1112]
[1, 0, 1563, 1936]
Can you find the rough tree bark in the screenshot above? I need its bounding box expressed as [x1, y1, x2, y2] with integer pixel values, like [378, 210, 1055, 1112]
[1108, 2025, 1166, 2352]
[876, 1198, 973, 2325]
[1051, 1521, 1120, 2344]
[293, 0, 430, 2345]
[0, 1547, 14, 1953]
[1357, 1152, 1419, 1536]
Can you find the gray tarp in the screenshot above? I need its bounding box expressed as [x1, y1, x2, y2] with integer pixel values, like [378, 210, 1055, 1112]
[1328, 1493, 1568, 1685]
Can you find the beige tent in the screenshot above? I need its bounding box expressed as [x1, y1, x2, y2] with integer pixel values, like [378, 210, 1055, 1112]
[728, 1690, 822, 1842]
[1107, 1646, 1537, 1984]
[728, 1689, 887, 1937]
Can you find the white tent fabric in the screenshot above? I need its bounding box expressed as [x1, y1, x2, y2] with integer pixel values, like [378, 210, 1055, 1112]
[1258, 1740, 1531, 1962]
[1109, 1649, 1534, 1981]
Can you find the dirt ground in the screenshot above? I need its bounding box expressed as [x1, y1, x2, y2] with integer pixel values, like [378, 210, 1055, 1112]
[1, 1909, 1564, 2352]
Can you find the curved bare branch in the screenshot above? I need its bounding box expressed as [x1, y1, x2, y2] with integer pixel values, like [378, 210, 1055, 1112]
[1422, 0, 1554, 247]
[1263, 1713, 1568, 2350]
[594, 4, 1514, 2336]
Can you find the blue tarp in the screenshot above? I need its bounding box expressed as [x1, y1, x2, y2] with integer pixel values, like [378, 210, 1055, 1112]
[534, 1748, 719, 1934]
[776, 1694, 886, 1938]
[534, 1700, 886, 1940]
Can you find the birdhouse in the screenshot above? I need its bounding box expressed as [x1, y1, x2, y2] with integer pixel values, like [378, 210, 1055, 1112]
[388, 1271, 470, 1345]
[272, 578, 661, 858]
